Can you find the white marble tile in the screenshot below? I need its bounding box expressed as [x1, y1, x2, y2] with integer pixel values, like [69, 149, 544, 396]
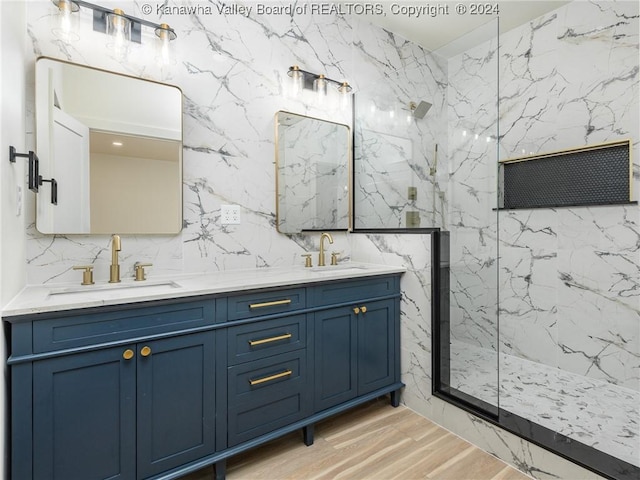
[450, 340, 639, 467]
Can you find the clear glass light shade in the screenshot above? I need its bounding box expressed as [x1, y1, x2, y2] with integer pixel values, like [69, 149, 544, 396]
[313, 75, 328, 104]
[51, 0, 79, 42]
[313, 75, 328, 95]
[338, 82, 352, 110]
[106, 9, 131, 59]
[155, 24, 177, 66]
[287, 66, 304, 97]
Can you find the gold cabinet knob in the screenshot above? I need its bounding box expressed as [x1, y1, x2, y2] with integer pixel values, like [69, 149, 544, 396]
[361, 306, 367, 314]
[140, 346, 152, 357]
[353, 307, 360, 314]
[123, 349, 135, 360]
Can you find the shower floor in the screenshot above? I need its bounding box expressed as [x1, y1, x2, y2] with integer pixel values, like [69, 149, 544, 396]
[449, 341, 640, 468]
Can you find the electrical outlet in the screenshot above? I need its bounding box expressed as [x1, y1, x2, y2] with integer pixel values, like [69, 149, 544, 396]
[221, 204, 241, 224]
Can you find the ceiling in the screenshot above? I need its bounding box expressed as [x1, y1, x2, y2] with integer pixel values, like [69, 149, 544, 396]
[359, 1, 570, 57]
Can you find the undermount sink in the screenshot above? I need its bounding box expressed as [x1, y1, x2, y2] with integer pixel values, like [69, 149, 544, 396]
[310, 264, 370, 273]
[47, 280, 182, 300]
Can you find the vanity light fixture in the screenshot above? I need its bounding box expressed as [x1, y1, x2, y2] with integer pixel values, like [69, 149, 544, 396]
[51, 0, 177, 55]
[287, 65, 353, 101]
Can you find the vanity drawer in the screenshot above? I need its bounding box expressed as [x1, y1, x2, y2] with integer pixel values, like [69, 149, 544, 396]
[225, 288, 306, 321]
[307, 275, 400, 307]
[33, 300, 215, 353]
[227, 314, 306, 365]
[227, 350, 310, 446]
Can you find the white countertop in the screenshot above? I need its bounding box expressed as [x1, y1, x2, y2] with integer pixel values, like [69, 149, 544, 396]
[2, 263, 406, 317]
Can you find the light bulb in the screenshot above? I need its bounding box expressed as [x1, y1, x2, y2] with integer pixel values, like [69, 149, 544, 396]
[338, 82, 351, 110]
[288, 66, 304, 97]
[52, 0, 79, 43]
[313, 74, 328, 104]
[106, 9, 131, 60]
[155, 23, 176, 66]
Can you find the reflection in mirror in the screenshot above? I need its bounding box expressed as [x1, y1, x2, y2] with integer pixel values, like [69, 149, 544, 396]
[35, 57, 183, 234]
[353, 91, 445, 230]
[275, 111, 351, 234]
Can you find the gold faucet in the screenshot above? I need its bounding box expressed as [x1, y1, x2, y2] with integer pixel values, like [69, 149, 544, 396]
[109, 234, 121, 283]
[318, 232, 334, 267]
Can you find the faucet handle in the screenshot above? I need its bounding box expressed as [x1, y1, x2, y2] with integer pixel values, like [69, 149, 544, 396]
[301, 254, 312, 268]
[72, 265, 95, 286]
[134, 262, 153, 281]
[330, 252, 339, 266]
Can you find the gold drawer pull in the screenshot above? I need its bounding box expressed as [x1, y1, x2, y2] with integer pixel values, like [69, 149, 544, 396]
[353, 307, 360, 314]
[140, 346, 152, 357]
[249, 299, 292, 309]
[361, 306, 367, 313]
[123, 349, 135, 360]
[249, 369, 292, 386]
[249, 333, 293, 347]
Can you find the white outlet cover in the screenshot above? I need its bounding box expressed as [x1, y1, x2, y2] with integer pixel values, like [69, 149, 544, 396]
[221, 204, 241, 224]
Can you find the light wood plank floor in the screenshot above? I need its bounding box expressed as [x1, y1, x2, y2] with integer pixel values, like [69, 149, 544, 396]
[181, 398, 532, 480]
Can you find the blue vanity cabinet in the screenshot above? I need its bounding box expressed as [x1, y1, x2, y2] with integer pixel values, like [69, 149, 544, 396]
[310, 276, 401, 413]
[32, 345, 137, 480]
[31, 332, 216, 480]
[225, 307, 311, 447]
[313, 298, 398, 412]
[9, 300, 217, 480]
[136, 331, 216, 478]
[8, 273, 403, 480]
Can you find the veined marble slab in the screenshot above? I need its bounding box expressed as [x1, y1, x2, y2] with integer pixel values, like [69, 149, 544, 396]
[450, 340, 640, 468]
[2, 263, 405, 317]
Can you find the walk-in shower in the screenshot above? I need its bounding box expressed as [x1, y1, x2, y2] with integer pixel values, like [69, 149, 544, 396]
[432, 2, 639, 480]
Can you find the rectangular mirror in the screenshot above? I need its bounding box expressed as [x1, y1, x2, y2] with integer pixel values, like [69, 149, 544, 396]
[35, 57, 183, 234]
[275, 111, 351, 234]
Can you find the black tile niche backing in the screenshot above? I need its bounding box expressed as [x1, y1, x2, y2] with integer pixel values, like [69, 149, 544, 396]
[501, 140, 631, 210]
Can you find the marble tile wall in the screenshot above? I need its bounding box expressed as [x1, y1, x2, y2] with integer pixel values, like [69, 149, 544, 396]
[447, 26, 500, 353]
[446, 0, 639, 470]
[497, 0, 640, 391]
[448, 0, 639, 390]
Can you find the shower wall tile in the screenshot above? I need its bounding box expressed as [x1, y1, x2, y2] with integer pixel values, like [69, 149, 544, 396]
[449, 0, 639, 392]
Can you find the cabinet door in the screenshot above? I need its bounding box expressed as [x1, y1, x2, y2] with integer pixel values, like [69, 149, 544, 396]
[313, 307, 357, 412]
[33, 346, 136, 480]
[136, 331, 216, 479]
[357, 299, 396, 395]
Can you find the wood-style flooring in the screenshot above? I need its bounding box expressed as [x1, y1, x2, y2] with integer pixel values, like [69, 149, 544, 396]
[180, 398, 532, 480]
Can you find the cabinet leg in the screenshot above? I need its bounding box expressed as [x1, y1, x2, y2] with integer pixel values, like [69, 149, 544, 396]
[303, 424, 315, 446]
[214, 460, 226, 480]
[390, 389, 401, 408]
